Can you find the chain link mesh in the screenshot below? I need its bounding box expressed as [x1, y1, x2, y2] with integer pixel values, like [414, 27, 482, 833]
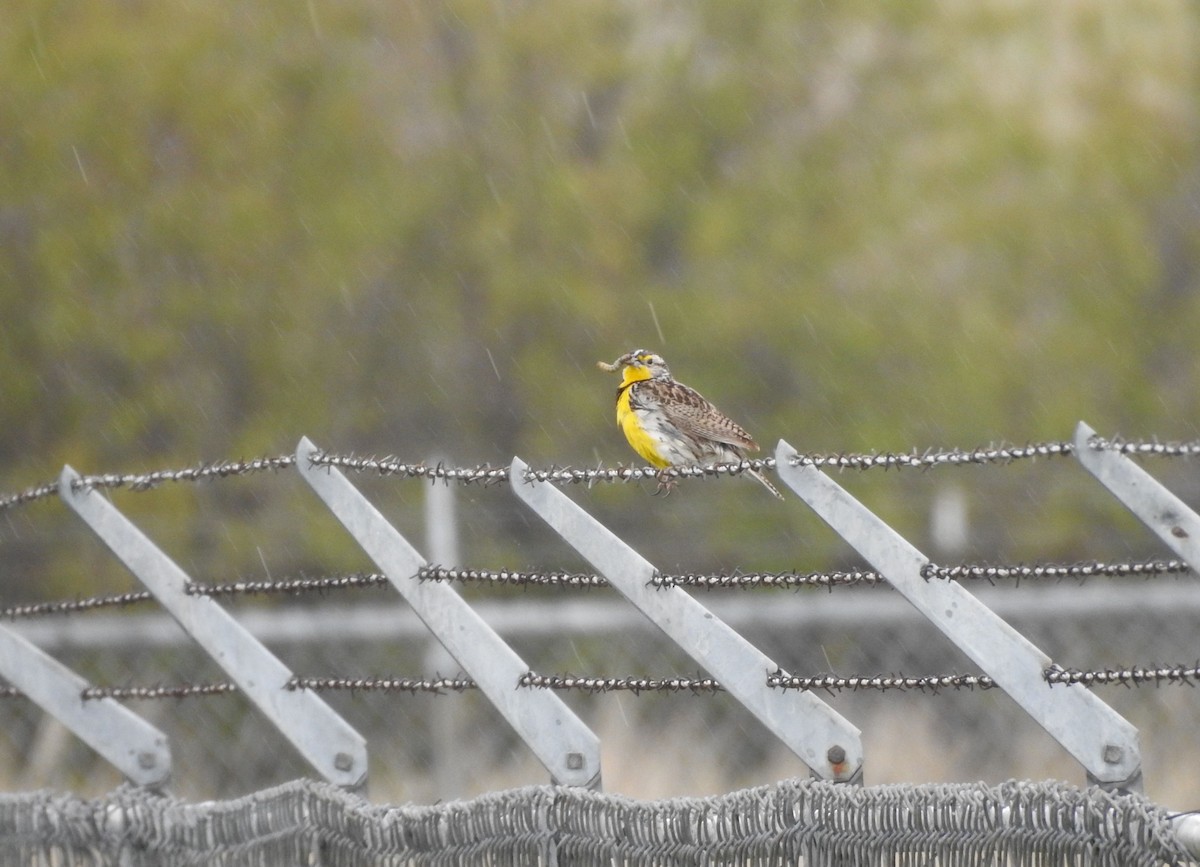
[0, 777, 1191, 866]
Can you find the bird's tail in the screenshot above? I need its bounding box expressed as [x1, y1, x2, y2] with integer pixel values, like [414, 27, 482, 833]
[748, 467, 785, 500]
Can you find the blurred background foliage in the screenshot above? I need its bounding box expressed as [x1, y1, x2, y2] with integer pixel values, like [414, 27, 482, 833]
[3, 0, 1200, 599]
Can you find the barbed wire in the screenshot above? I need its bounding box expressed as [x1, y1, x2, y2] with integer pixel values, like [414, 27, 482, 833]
[652, 569, 887, 589]
[286, 676, 477, 695]
[0, 457, 299, 512]
[1044, 663, 1200, 688]
[419, 566, 610, 589]
[421, 566, 885, 589]
[768, 671, 998, 693]
[517, 672, 724, 695]
[1092, 436, 1200, 458]
[0, 574, 396, 619]
[1, 590, 157, 619]
[786, 441, 1075, 470]
[392, 559, 1198, 590]
[79, 682, 239, 701]
[3, 556, 1193, 621]
[0, 480, 59, 511]
[4, 434, 1199, 513]
[191, 572, 393, 598]
[921, 559, 1192, 584]
[5, 663, 1199, 702]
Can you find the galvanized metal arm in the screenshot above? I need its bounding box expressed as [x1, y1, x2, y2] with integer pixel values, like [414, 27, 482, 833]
[775, 440, 1142, 791]
[58, 465, 368, 789]
[509, 457, 863, 783]
[0, 622, 170, 787]
[1073, 421, 1200, 567]
[296, 438, 601, 789]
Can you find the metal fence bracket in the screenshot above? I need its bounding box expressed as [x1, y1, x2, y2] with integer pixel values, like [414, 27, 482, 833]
[0, 623, 170, 787]
[775, 440, 1142, 791]
[295, 438, 601, 789]
[509, 457, 863, 784]
[1073, 421, 1200, 568]
[57, 465, 368, 789]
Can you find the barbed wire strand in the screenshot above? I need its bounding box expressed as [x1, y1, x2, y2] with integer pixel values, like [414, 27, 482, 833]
[5, 435, 1199, 513]
[79, 682, 239, 701]
[5, 664, 1198, 702]
[1043, 663, 1200, 688]
[2, 590, 157, 619]
[286, 676, 477, 695]
[3, 557, 1193, 621]
[191, 572, 393, 598]
[518, 672, 724, 695]
[0, 574, 395, 619]
[920, 559, 1192, 585]
[419, 566, 610, 589]
[0, 456, 297, 512]
[767, 671, 1000, 693]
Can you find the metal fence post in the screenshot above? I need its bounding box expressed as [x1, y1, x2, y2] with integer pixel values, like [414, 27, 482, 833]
[295, 438, 602, 789]
[509, 457, 863, 784]
[774, 440, 1143, 791]
[0, 622, 170, 787]
[57, 465, 368, 789]
[423, 478, 470, 798]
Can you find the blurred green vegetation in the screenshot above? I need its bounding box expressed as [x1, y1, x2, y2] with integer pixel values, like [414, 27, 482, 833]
[3, 0, 1200, 600]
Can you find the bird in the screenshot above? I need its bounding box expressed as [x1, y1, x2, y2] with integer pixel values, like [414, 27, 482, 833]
[597, 349, 784, 499]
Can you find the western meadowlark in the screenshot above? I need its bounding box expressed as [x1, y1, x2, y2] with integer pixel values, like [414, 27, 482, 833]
[597, 349, 784, 499]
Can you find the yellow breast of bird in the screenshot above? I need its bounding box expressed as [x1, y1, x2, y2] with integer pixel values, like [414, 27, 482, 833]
[616, 384, 670, 468]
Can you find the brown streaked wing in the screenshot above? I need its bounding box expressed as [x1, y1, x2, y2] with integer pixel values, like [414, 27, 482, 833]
[637, 379, 759, 452]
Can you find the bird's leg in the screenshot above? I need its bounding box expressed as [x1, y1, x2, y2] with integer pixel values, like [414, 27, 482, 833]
[654, 468, 676, 497]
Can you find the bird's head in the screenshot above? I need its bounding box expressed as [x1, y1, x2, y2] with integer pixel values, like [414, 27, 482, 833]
[597, 349, 671, 383]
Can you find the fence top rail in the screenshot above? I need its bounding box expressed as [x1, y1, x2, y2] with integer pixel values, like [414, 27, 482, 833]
[3, 434, 1199, 513]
